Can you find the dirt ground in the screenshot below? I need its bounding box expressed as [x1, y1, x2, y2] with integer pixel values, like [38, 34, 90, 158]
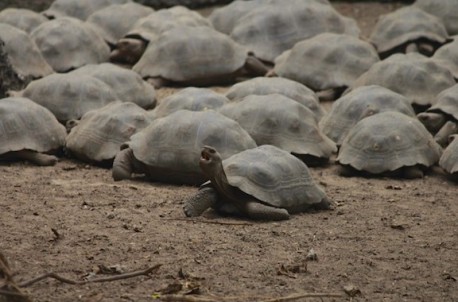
[1, 2, 457, 302]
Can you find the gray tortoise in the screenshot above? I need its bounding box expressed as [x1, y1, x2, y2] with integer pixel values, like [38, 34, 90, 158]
[132, 26, 268, 88]
[184, 145, 332, 221]
[439, 135, 458, 179]
[112, 110, 256, 185]
[0, 97, 66, 166]
[0, 8, 47, 33]
[369, 6, 450, 59]
[272, 33, 379, 101]
[219, 94, 336, 166]
[65, 101, 152, 164]
[43, 0, 130, 20]
[319, 85, 416, 146]
[337, 111, 443, 178]
[225, 77, 324, 121]
[414, 0, 458, 36]
[432, 36, 458, 79]
[417, 84, 458, 147]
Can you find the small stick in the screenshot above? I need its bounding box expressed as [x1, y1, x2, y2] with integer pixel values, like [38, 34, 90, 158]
[19, 264, 161, 288]
[164, 217, 253, 226]
[160, 292, 343, 302]
[160, 295, 220, 302]
[258, 292, 343, 302]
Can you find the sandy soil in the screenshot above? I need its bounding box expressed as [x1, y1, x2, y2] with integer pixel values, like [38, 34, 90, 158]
[1, 2, 457, 302]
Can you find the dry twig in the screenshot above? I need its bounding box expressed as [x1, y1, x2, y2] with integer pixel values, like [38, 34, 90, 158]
[160, 292, 343, 302]
[164, 217, 253, 226]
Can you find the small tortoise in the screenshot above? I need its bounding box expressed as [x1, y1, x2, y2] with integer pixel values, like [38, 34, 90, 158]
[0, 8, 47, 33]
[439, 135, 458, 179]
[369, 6, 450, 59]
[225, 77, 324, 121]
[43, 0, 130, 20]
[272, 33, 379, 101]
[337, 111, 443, 178]
[30, 17, 110, 72]
[132, 26, 268, 88]
[151, 87, 229, 119]
[219, 94, 336, 165]
[110, 6, 211, 65]
[414, 0, 458, 35]
[319, 85, 416, 146]
[0, 97, 66, 166]
[417, 84, 458, 146]
[0, 23, 53, 79]
[65, 101, 152, 164]
[21, 73, 117, 123]
[350, 53, 456, 112]
[112, 110, 256, 185]
[184, 145, 332, 221]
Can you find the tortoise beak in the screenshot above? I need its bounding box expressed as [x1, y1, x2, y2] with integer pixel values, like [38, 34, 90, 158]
[201, 149, 211, 161]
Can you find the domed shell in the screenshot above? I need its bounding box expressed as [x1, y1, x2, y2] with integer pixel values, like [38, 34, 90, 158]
[43, 0, 131, 20]
[0, 8, 47, 33]
[208, 0, 263, 35]
[0, 23, 53, 78]
[66, 101, 152, 163]
[350, 53, 456, 108]
[230, 0, 360, 62]
[219, 94, 336, 161]
[152, 87, 229, 119]
[125, 6, 211, 42]
[439, 135, 458, 175]
[274, 33, 379, 91]
[86, 2, 154, 46]
[319, 85, 416, 146]
[414, 0, 458, 35]
[432, 36, 458, 79]
[337, 111, 443, 174]
[0, 97, 66, 155]
[425, 84, 458, 121]
[22, 73, 117, 123]
[128, 110, 256, 185]
[225, 77, 324, 121]
[70, 63, 156, 109]
[30, 17, 110, 72]
[369, 6, 449, 58]
[133, 26, 248, 83]
[223, 145, 327, 209]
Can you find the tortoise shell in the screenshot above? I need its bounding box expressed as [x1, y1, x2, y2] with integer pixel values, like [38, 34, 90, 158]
[424, 84, 458, 121]
[222, 144, 327, 210]
[219, 94, 336, 161]
[414, 0, 458, 35]
[0, 97, 66, 155]
[22, 73, 117, 123]
[225, 77, 324, 121]
[350, 53, 456, 108]
[0, 8, 47, 33]
[230, 0, 360, 63]
[337, 111, 442, 174]
[273, 33, 379, 92]
[70, 63, 156, 109]
[66, 101, 152, 163]
[319, 85, 416, 146]
[432, 36, 458, 79]
[439, 135, 458, 175]
[43, 0, 131, 20]
[128, 110, 256, 185]
[208, 0, 263, 35]
[0, 23, 53, 79]
[30, 17, 110, 72]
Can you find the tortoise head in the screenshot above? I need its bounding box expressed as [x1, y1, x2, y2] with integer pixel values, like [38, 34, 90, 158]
[199, 146, 223, 178]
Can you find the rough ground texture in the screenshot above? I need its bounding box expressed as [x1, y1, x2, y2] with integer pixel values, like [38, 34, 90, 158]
[1, 2, 457, 302]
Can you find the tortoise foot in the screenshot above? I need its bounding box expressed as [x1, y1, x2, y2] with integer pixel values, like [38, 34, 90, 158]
[112, 148, 134, 181]
[183, 186, 218, 217]
[15, 150, 58, 166]
[243, 201, 290, 221]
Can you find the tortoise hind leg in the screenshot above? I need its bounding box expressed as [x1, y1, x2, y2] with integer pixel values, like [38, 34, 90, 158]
[112, 148, 135, 181]
[183, 186, 218, 217]
[244, 54, 269, 77]
[14, 150, 58, 166]
[401, 166, 424, 179]
[241, 200, 290, 221]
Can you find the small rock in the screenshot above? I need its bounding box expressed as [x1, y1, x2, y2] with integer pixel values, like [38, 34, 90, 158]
[343, 284, 361, 297]
[306, 248, 318, 261]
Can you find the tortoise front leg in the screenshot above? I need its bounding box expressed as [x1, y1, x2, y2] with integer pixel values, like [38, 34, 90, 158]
[112, 147, 135, 181]
[14, 150, 58, 166]
[183, 186, 218, 217]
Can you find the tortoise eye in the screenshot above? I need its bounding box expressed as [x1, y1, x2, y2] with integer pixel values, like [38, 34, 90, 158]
[209, 149, 216, 154]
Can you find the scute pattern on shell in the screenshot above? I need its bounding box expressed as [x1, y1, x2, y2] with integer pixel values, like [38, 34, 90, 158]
[219, 94, 336, 159]
[350, 53, 456, 107]
[133, 26, 248, 83]
[426, 84, 458, 121]
[319, 85, 416, 146]
[66, 101, 152, 162]
[230, 0, 360, 62]
[128, 110, 256, 184]
[0, 97, 66, 155]
[414, 0, 458, 35]
[0, 23, 53, 79]
[223, 145, 326, 211]
[22, 73, 117, 123]
[337, 111, 442, 174]
[30, 17, 110, 72]
[225, 77, 324, 121]
[369, 6, 449, 55]
[274, 33, 379, 91]
[0, 8, 47, 33]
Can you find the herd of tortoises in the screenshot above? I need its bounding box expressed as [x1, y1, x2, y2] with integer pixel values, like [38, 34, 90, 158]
[0, 0, 457, 221]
